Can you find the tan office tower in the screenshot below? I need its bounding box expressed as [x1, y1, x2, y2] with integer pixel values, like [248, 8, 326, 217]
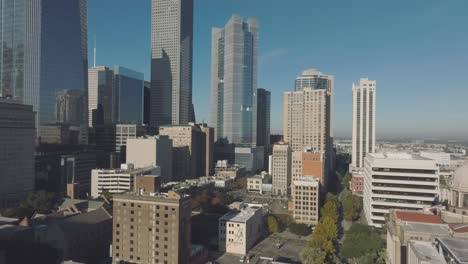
[150, 0, 194, 127]
[292, 149, 325, 186]
[159, 123, 214, 179]
[351, 78, 376, 170]
[284, 70, 333, 183]
[271, 142, 291, 196]
[112, 191, 191, 264]
[292, 177, 319, 225]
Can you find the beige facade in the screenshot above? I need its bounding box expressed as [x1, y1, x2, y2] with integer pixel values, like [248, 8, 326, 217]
[292, 149, 325, 186]
[112, 191, 191, 264]
[126, 136, 173, 183]
[283, 86, 332, 185]
[247, 175, 264, 194]
[218, 207, 263, 256]
[159, 123, 214, 180]
[271, 143, 291, 196]
[292, 177, 319, 225]
[0, 99, 35, 207]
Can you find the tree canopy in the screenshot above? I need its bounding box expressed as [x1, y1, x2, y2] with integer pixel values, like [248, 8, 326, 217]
[341, 224, 385, 259]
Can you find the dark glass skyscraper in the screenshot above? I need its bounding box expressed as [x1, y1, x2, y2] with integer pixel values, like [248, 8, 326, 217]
[0, 0, 88, 139]
[256, 88, 270, 148]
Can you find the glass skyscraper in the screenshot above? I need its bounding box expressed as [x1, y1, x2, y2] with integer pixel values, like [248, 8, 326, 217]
[114, 66, 144, 125]
[150, 0, 194, 128]
[211, 15, 258, 145]
[0, 0, 88, 136]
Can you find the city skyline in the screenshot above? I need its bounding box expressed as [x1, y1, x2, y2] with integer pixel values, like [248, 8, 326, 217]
[88, 0, 468, 139]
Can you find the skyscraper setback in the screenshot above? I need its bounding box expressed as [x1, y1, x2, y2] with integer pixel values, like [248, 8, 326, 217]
[150, 0, 194, 128]
[0, 0, 88, 132]
[352, 78, 376, 169]
[211, 15, 258, 145]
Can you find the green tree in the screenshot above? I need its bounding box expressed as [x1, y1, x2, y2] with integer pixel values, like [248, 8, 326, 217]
[321, 202, 338, 223]
[288, 222, 309, 236]
[341, 224, 385, 260]
[309, 216, 338, 254]
[302, 246, 326, 264]
[342, 192, 362, 221]
[267, 215, 279, 234]
[342, 172, 352, 190]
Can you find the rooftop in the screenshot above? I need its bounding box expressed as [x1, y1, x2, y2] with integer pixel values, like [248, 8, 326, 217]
[93, 166, 158, 175]
[437, 237, 468, 263]
[400, 222, 450, 235]
[221, 207, 261, 223]
[370, 152, 431, 161]
[396, 211, 444, 224]
[408, 241, 446, 264]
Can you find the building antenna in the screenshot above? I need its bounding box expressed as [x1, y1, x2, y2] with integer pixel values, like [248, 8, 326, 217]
[93, 35, 97, 67]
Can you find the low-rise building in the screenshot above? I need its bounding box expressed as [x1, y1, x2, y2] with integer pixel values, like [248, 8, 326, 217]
[291, 177, 319, 225]
[363, 153, 439, 227]
[219, 206, 263, 256]
[90, 164, 160, 198]
[386, 210, 449, 264]
[351, 171, 364, 196]
[406, 240, 446, 264]
[215, 161, 246, 179]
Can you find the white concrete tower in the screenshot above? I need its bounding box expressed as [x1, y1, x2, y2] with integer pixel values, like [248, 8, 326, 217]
[352, 78, 376, 170]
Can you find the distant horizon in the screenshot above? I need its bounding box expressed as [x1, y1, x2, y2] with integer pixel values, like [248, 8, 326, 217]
[88, 0, 468, 139]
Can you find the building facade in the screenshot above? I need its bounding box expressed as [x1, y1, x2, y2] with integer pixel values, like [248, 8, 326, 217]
[292, 177, 319, 225]
[291, 149, 325, 187]
[0, 0, 88, 137]
[126, 136, 173, 183]
[150, 0, 193, 128]
[271, 143, 291, 196]
[363, 153, 439, 227]
[113, 66, 144, 125]
[88, 66, 114, 127]
[159, 123, 214, 179]
[352, 78, 376, 170]
[218, 206, 263, 255]
[0, 99, 35, 207]
[284, 70, 334, 179]
[61, 152, 97, 199]
[112, 191, 191, 264]
[90, 165, 160, 198]
[234, 145, 264, 172]
[257, 88, 271, 170]
[211, 15, 258, 145]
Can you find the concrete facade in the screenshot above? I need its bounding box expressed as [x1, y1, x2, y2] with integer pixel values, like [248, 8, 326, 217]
[364, 153, 439, 227]
[218, 207, 263, 256]
[90, 165, 160, 198]
[351, 78, 376, 169]
[271, 143, 291, 196]
[126, 136, 173, 183]
[150, 0, 193, 127]
[292, 177, 319, 225]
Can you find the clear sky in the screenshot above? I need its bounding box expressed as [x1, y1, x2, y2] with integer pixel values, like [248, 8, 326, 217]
[88, 0, 468, 140]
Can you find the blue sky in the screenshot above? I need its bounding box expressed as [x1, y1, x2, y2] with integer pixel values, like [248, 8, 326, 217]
[88, 0, 468, 139]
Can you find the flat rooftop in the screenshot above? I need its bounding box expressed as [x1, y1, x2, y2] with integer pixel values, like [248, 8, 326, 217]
[221, 207, 260, 223]
[400, 222, 450, 235]
[408, 241, 446, 264]
[438, 237, 468, 263]
[369, 152, 431, 161]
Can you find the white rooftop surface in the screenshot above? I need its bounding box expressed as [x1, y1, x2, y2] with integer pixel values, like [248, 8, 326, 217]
[438, 237, 468, 263]
[409, 241, 446, 264]
[400, 222, 451, 235]
[294, 176, 319, 186]
[221, 207, 260, 223]
[369, 152, 431, 161]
